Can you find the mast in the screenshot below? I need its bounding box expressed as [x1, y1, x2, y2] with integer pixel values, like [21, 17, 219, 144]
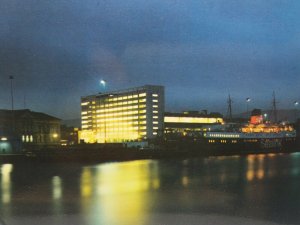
[227, 94, 233, 120]
[272, 91, 278, 123]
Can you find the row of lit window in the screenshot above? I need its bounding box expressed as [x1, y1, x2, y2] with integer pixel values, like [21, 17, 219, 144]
[22, 135, 33, 143]
[107, 93, 146, 102]
[95, 105, 147, 112]
[208, 139, 238, 143]
[208, 133, 240, 138]
[96, 104, 145, 112]
[165, 117, 223, 124]
[96, 131, 147, 136]
[82, 99, 147, 108]
[95, 122, 147, 128]
[96, 110, 147, 117]
[82, 117, 148, 123]
[95, 126, 147, 131]
[244, 139, 258, 143]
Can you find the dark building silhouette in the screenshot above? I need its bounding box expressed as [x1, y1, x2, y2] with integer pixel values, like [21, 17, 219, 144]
[0, 109, 61, 153]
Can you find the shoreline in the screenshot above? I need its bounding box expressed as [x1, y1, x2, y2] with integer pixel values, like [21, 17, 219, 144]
[0, 144, 299, 164]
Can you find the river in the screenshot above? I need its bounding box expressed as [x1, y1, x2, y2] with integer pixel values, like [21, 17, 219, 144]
[1, 152, 300, 225]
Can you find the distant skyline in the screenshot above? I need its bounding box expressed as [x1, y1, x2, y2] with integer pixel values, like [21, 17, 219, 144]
[1, 0, 300, 119]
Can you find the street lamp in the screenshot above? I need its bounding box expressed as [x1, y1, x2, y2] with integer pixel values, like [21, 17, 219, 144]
[100, 79, 107, 143]
[294, 101, 299, 122]
[246, 97, 251, 115]
[263, 113, 268, 122]
[100, 79, 106, 88]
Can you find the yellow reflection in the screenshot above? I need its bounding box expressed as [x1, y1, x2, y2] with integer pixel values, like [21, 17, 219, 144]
[246, 155, 265, 181]
[1, 164, 13, 204]
[81, 168, 92, 198]
[182, 176, 189, 187]
[81, 160, 160, 224]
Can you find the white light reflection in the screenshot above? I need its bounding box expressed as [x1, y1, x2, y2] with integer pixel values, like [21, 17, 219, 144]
[52, 176, 62, 200]
[1, 164, 13, 204]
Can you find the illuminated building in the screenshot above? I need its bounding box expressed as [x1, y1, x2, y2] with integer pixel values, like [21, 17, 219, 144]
[164, 111, 223, 139]
[79, 85, 164, 143]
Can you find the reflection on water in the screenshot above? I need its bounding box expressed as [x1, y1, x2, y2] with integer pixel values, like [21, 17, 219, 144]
[1, 164, 13, 204]
[1, 153, 300, 224]
[80, 160, 160, 225]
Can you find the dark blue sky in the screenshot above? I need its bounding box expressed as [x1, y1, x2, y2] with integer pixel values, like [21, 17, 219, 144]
[0, 0, 300, 119]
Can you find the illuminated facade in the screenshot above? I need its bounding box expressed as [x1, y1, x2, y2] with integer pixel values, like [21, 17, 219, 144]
[164, 111, 223, 139]
[80, 85, 164, 143]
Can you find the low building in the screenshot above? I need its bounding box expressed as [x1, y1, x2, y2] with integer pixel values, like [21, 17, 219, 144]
[0, 109, 61, 153]
[164, 111, 223, 140]
[79, 85, 165, 143]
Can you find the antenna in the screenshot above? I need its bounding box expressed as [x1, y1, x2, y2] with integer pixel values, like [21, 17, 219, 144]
[24, 93, 27, 109]
[227, 94, 233, 120]
[271, 91, 278, 123]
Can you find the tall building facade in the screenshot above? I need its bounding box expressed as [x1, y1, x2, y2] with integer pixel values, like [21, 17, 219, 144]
[80, 85, 164, 143]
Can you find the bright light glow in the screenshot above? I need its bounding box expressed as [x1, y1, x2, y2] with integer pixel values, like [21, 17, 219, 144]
[165, 116, 223, 124]
[100, 79, 106, 86]
[53, 133, 58, 138]
[1, 137, 7, 141]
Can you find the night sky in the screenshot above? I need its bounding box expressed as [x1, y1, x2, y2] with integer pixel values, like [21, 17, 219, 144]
[0, 0, 300, 120]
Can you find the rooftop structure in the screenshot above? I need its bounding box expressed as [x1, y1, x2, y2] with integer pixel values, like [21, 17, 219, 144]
[164, 111, 224, 139]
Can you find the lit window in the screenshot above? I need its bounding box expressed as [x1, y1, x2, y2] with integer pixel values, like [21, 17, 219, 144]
[139, 93, 146, 97]
[153, 99, 158, 102]
[81, 102, 90, 106]
[153, 121, 158, 124]
[152, 94, 158, 97]
[153, 132, 157, 135]
[153, 105, 158, 108]
[153, 127, 158, 130]
[153, 111, 158, 113]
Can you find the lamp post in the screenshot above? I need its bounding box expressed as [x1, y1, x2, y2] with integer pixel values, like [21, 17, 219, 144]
[100, 79, 106, 89]
[9, 76, 15, 135]
[100, 79, 107, 143]
[263, 113, 268, 123]
[246, 97, 251, 115]
[9, 76, 14, 111]
[294, 101, 299, 122]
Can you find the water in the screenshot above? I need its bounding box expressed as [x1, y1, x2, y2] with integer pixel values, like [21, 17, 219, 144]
[1, 153, 300, 225]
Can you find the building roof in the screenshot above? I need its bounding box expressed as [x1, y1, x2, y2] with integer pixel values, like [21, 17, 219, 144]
[82, 84, 164, 99]
[0, 109, 61, 121]
[165, 112, 223, 118]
